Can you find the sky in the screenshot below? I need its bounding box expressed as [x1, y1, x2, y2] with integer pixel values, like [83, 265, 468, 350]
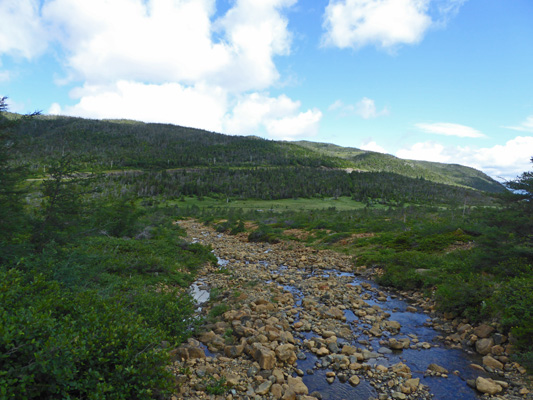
[1, 0, 532, 181]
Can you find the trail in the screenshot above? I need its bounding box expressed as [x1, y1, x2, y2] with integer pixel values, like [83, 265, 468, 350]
[171, 220, 531, 400]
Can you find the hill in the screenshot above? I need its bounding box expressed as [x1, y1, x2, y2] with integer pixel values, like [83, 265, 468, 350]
[8, 114, 503, 205]
[295, 141, 503, 193]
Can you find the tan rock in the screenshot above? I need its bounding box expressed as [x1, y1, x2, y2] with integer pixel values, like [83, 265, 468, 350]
[275, 344, 297, 364]
[427, 363, 448, 374]
[252, 343, 277, 370]
[255, 380, 272, 395]
[287, 376, 308, 395]
[405, 378, 420, 392]
[482, 355, 504, 370]
[391, 362, 412, 378]
[475, 338, 494, 355]
[272, 368, 285, 384]
[475, 377, 503, 395]
[473, 324, 495, 338]
[271, 383, 283, 399]
[348, 375, 360, 386]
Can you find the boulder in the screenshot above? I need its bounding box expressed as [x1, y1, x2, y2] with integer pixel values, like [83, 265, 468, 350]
[255, 380, 272, 395]
[252, 343, 277, 370]
[276, 344, 297, 364]
[475, 377, 503, 395]
[473, 324, 495, 338]
[427, 363, 448, 374]
[287, 376, 309, 395]
[475, 338, 494, 355]
[349, 375, 360, 386]
[482, 355, 503, 370]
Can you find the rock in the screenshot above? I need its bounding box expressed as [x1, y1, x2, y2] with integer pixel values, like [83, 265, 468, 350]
[224, 344, 245, 358]
[378, 347, 392, 354]
[199, 330, 217, 344]
[475, 338, 494, 355]
[482, 355, 504, 370]
[427, 363, 448, 374]
[315, 347, 330, 356]
[252, 343, 277, 370]
[392, 392, 407, 399]
[404, 378, 420, 392]
[348, 375, 360, 386]
[473, 324, 495, 338]
[222, 372, 240, 387]
[276, 344, 297, 364]
[391, 362, 412, 378]
[271, 383, 283, 399]
[282, 388, 296, 400]
[255, 380, 272, 395]
[406, 306, 417, 313]
[475, 377, 503, 395]
[341, 345, 358, 355]
[287, 376, 308, 395]
[272, 368, 285, 384]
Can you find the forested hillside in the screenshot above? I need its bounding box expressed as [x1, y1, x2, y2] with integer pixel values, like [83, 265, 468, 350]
[8, 114, 504, 198]
[296, 141, 503, 193]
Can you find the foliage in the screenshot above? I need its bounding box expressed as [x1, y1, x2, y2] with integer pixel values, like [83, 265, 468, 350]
[248, 225, 281, 243]
[0, 269, 174, 400]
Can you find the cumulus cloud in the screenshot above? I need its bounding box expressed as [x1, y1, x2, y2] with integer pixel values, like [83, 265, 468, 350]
[55, 81, 228, 132]
[415, 122, 486, 138]
[0, 0, 48, 59]
[223, 93, 322, 139]
[360, 140, 388, 153]
[321, 0, 466, 50]
[504, 115, 533, 133]
[42, 0, 295, 92]
[396, 136, 533, 180]
[21, 0, 313, 140]
[322, 0, 432, 50]
[328, 97, 388, 118]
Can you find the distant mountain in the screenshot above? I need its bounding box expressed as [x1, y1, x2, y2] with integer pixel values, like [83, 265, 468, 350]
[294, 141, 504, 193]
[9, 114, 504, 195]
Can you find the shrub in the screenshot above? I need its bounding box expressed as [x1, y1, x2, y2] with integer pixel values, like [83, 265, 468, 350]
[0, 269, 174, 399]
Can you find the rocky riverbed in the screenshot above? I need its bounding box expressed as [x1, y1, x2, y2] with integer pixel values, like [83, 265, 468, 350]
[170, 220, 532, 400]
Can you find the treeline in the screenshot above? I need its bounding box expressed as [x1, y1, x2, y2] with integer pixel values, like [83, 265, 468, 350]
[10, 115, 345, 171]
[102, 167, 493, 205]
[7, 113, 504, 193]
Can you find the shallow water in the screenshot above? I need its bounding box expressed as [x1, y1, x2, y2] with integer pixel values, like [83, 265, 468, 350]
[191, 255, 489, 399]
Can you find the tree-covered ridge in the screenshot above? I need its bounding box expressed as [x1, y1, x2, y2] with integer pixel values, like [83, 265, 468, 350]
[9, 114, 503, 194]
[103, 167, 493, 206]
[10, 114, 345, 171]
[295, 140, 504, 193]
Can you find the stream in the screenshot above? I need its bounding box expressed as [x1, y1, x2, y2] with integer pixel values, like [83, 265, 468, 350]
[190, 251, 492, 400]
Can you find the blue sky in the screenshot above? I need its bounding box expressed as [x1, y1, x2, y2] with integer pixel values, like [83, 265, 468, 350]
[1, 0, 532, 180]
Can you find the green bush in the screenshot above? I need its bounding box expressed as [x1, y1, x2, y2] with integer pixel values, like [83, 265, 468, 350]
[490, 276, 533, 351]
[247, 225, 280, 243]
[0, 269, 174, 399]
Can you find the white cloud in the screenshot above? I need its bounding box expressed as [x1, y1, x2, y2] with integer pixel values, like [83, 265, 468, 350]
[321, 0, 467, 50]
[57, 81, 228, 132]
[355, 97, 389, 119]
[41, 0, 295, 92]
[415, 122, 486, 138]
[0, 0, 47, 59]
[396, 136, 533, 180]
[328, 97, 388, 118]
[504, 115, 533, 133]
[322, 0, 432, 50]
[223, 92, 322, 139]
[360, 140, 388, 153]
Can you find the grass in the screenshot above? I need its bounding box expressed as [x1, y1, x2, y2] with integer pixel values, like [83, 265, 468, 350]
[165, 196, 371, 212]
